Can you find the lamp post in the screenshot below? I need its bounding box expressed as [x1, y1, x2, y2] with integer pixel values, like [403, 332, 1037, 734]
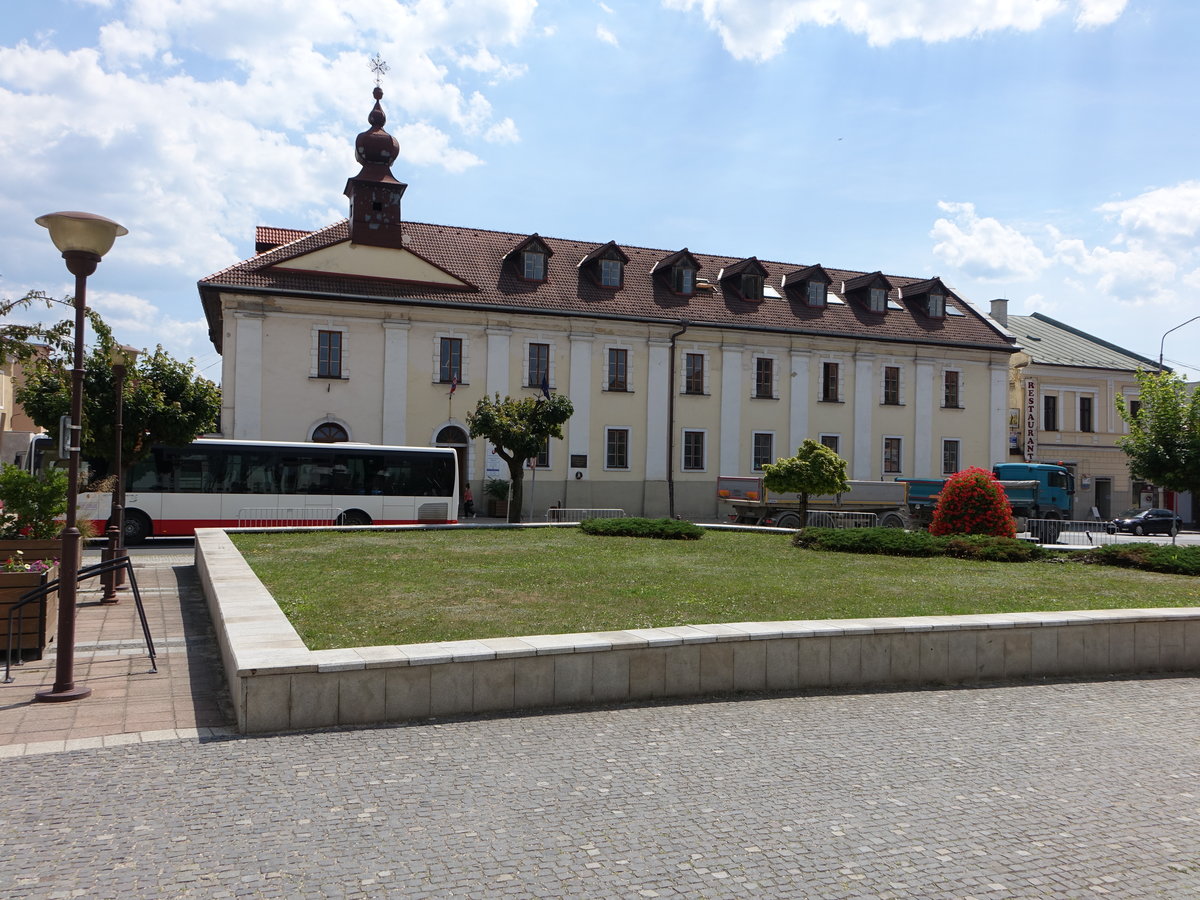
[34, 210, 127, 703]
[102, 343, 139, 603]
[1159, 316, 1200, 367]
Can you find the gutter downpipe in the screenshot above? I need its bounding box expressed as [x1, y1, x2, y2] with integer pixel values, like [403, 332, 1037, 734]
[667, 320, 689, 519]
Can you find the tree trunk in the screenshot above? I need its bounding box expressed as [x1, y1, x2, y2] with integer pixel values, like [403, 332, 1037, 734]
[507, 460, 526, 523]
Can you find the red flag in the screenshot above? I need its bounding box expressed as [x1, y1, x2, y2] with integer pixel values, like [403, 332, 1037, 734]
[449, 375, 457, 395]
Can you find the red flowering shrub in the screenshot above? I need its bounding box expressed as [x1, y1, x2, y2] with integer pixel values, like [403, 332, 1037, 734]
[928, 467, 1016, 538]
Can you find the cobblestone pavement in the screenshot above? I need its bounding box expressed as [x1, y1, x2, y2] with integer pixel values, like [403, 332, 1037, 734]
[2, 674, 1199, 898]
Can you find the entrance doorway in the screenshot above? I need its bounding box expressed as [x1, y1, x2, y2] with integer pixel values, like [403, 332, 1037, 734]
[1094, 478, 1112, 520]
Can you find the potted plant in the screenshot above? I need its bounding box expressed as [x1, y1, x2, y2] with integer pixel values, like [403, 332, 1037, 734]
[483, 478, 510, 518]
[1, 551, 59, 657]
[0, 462, 69, 560]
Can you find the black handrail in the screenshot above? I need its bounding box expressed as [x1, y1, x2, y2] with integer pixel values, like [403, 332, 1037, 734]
[5, 555, 157, 683]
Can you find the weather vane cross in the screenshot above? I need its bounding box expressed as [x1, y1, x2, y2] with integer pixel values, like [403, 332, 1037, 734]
[370, 54, 389, 86]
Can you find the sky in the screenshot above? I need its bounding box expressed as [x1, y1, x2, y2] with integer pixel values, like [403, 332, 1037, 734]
[2, 0, 1198, 384]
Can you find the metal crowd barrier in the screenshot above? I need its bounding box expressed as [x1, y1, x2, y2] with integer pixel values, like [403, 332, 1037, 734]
[546, 508, 627, 523]
[807, 511, 879, 529]
[236, 507, 344, 528]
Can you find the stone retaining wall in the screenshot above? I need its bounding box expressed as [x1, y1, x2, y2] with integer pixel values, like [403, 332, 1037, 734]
[195, 528, 1200, 734]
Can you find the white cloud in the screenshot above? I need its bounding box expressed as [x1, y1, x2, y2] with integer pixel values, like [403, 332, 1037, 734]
[931, 201, 1051, 281]
[1097, 180, 1200, 241]
[596, 24, 620, 47]
[663, 0, 1127, 61]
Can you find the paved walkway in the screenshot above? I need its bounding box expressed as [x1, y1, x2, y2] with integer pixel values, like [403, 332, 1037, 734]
[0, 553, 234, 754]
[1, 556, 1199, 897]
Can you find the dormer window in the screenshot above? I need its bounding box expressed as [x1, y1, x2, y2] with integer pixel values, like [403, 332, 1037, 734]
[843, 271, 893, 315]
[673, 264, 695, 295]
[507, 233, 554, 283]
[600, 258, 622, 287]
[578, 240, 629, 290]
[653, 248, 701, 297]
[900, 277, 950, 319]
[719, 256, 769, 304]
[806, 280, 826, 307]
[784, 264, 831, 309]
[523, 250, 546, 281]
[741, 274, 763, 301]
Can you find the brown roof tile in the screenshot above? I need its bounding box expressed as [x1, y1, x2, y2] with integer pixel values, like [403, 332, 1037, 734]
[200, 219, 1017, 355]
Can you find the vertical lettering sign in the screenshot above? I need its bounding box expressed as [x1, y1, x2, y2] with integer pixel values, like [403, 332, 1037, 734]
[1024, 379, 1038, 462]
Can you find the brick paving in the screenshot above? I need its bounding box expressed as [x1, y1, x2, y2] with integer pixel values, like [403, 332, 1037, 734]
[0, 553, 233, 753]
[1, 556, 1198, 897]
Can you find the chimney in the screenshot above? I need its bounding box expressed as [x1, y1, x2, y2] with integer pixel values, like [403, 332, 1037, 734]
[990, 298, 1009, 327]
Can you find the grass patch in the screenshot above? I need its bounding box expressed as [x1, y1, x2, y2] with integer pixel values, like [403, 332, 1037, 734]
[232, 529, 1200, 650]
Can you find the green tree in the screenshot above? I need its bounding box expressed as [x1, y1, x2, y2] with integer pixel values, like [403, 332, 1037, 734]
[467, 393, 574, 523]
[1116, 370, 1200, 499]
[14, 310, 221, 489]
[0, 291, 74, 362]
[928, 466, 1016, 538]
[761, 439, 850, 529]
[0, 463, 69, 540]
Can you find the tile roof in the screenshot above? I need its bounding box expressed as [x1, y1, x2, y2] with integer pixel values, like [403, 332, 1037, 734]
[200, 219, 1018, 356]
[1010, 313, 1164, 372]
[254, 226, 312, 253]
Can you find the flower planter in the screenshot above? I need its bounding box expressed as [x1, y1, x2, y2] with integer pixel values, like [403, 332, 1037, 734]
[0, 565, 58, 658]
[487, 500, 509, 518]
[0, 538, 62, 565]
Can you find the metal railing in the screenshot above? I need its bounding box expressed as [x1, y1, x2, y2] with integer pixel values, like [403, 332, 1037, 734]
[546, 508, 627, 523]
[5, 555, 157, 683]
[1024, 518, 1184, 547]
[236, 507, 343, 528]
[807, 511, 880, 529]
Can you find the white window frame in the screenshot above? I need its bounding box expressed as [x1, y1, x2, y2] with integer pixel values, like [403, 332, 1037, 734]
[681, 350, 710, 396]
[942, 369, 963, 409]
[752, 354, 778, 400]
[869, 287, 887, 313]
[522, 338, 555, 391]
[605, 344, 633, 392]
[311, 325, 349, 380]
[751, 431, 775, 472]
[806, 280, 826, 308]
[880, 364, 905, 406]
[604, 426, 631, 471]
[681, 428, 707, 472]
[819, 359, 844, 403]
[882, 435, 903, 475]
[522, 250, 546, 281]
[941, 438, 960, 476]
[434, 332, 468, 385]
[599, 258, 622, 288]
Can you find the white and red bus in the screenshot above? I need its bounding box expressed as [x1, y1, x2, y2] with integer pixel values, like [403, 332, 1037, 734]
[26, 437, 460, 543]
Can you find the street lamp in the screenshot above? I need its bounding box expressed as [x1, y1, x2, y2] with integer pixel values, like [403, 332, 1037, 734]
[102, 342, 139, 603]
[34, 210, 127, 702]
[1159, 315, 1200, 367]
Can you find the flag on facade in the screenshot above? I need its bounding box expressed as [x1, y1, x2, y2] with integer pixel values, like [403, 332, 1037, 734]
[540, 372, 550, 399]
[450, 375, 457, 395]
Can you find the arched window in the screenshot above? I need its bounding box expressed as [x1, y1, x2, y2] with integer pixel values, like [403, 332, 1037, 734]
[312, 422, 349, 443]
[437, 426, 468, 444]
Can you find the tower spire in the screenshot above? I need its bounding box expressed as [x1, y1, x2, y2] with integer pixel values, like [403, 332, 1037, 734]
[344, 58, 407, 248]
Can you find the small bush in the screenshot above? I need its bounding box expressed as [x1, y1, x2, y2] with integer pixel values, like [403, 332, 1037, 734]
[929, 467, 1016, 539]
[943, 534, 1048, 562]
[1074, 543, 1200, 577]
[579, 517, 704, 540]
[794, 527, 946, 557]
[794, 527, 1046, 562]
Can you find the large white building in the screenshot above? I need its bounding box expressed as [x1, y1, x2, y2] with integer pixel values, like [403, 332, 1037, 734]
[199, 86, 1020, 520]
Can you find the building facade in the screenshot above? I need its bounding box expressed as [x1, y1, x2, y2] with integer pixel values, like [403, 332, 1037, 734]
[992, 302, 1170, 521]
[199, 87, 1019, 520]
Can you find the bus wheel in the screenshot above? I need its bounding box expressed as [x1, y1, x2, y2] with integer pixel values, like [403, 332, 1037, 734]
[337, 510, 371, 527]
[123, 510, 151, 546]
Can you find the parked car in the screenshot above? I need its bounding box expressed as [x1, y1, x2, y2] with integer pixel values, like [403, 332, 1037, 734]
[1106, 508, 1183, 536]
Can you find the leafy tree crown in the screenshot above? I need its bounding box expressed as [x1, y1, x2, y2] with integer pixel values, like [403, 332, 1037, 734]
[928, 466, 1016, 538]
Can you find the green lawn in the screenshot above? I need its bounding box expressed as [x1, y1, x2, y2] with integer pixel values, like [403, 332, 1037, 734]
[232, 529, 1200, 650]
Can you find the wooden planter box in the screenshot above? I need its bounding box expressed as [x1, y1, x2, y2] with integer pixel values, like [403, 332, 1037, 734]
[0, 538, 62, 564]
[0, 566, 58, 658]
[487, 500, 509, 518]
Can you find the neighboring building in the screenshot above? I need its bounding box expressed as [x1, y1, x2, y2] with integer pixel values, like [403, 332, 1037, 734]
[0, 351, 46, 469]
[198, 86, 1020, 519]
[991, 301, 1170, 521]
